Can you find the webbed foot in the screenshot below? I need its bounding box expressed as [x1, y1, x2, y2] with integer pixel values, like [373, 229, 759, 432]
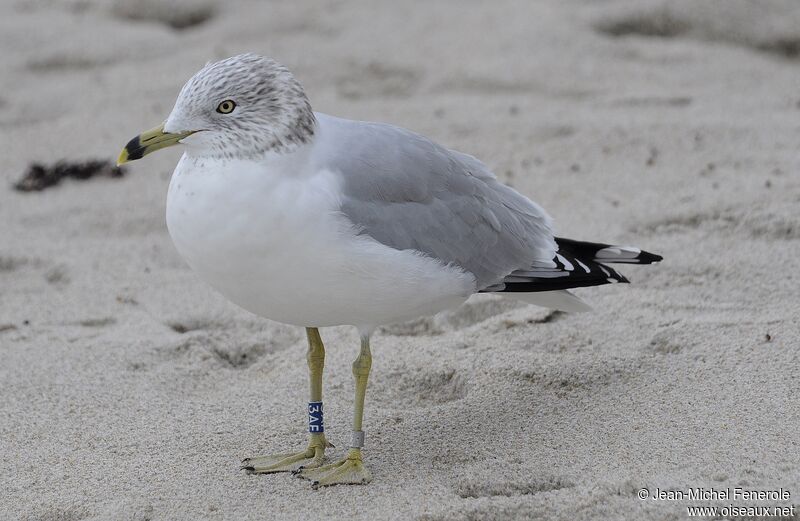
[294, 448, 371, 488]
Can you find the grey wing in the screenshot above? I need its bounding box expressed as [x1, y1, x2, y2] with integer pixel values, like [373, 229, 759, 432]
[315, 114, 556, 289]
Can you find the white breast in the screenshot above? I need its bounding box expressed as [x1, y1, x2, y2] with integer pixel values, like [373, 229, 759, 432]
[165, 151, 474, 330]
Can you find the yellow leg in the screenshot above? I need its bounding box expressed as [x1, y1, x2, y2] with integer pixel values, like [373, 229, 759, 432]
[241, 328, 332, 473]
[296, 335, 373, 488]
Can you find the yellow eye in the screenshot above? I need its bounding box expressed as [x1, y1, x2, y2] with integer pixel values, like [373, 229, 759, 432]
[216, 100, 236, 114]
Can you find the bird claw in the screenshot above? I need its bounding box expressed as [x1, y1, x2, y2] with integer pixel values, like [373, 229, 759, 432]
[295, 448, 371, 488]
[241, 434, 330, 474]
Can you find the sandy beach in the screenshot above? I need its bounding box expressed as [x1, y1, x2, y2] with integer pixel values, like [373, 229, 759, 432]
[2, 0, 799, 519]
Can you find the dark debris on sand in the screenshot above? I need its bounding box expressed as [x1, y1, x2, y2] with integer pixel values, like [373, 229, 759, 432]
[13, 160, 126, 192]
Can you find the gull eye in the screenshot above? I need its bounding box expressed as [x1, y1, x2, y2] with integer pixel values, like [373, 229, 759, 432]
[216, 100, 236, 114]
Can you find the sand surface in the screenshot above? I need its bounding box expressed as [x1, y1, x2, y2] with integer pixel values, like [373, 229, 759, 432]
[2, 1, 799, 519]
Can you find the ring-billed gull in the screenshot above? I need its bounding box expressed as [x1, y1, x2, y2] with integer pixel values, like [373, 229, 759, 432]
[117, 53, 662, 488]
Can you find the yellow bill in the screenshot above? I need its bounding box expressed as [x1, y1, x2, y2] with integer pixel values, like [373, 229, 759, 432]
[117, 123, 195, 166]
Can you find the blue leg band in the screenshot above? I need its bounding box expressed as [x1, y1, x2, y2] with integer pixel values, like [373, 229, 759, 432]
[308, 401, 324, 433]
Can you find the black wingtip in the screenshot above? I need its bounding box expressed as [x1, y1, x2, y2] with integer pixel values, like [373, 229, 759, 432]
[555, 237, 663, 264]
[637, 250, 663, 264]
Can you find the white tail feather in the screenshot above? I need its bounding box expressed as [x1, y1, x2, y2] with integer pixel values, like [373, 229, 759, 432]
[503, 290, 592, 313]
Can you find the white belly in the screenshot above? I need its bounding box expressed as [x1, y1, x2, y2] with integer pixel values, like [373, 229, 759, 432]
[165, 153, 475, 329]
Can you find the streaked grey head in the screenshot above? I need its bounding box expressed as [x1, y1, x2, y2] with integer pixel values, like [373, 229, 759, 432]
[164, 53, 316, 158]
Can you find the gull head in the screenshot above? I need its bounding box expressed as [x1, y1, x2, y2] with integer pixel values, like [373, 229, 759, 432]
[118, 53, 316, 164]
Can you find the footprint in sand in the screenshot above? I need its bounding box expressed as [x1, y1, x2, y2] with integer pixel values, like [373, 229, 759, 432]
[111, 0, 216, 30]
[595, 0, 800, 60]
